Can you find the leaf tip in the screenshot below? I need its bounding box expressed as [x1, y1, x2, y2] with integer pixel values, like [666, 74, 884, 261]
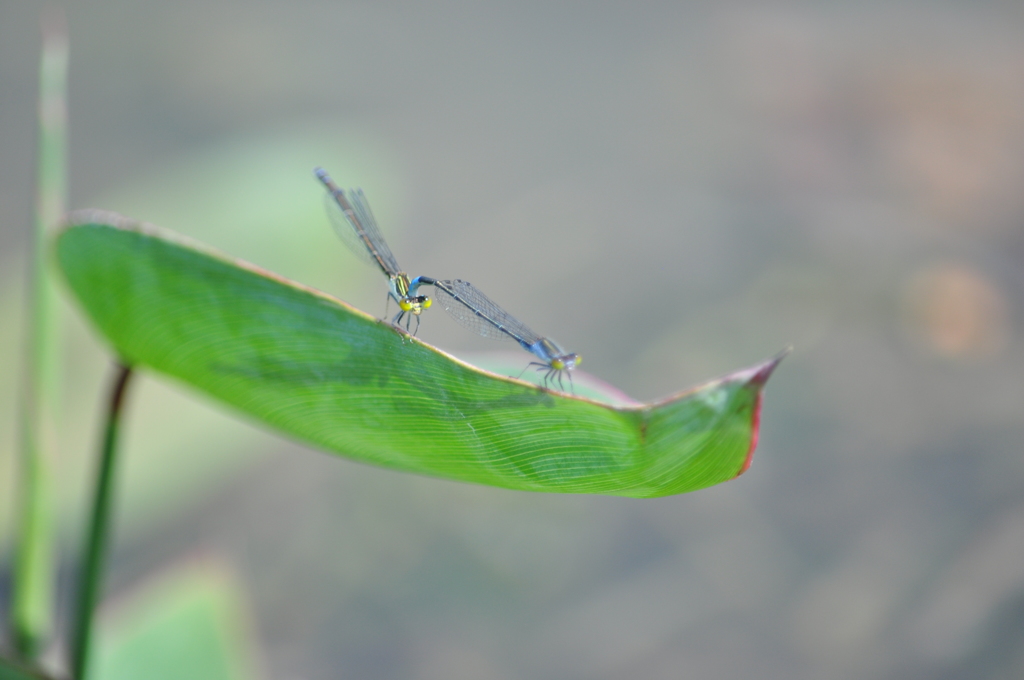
[735, 346, 790, 477]
[748, 345, 792, 388]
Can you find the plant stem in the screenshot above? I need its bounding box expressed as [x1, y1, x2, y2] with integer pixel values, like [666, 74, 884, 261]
[11, 11, 68, 660]
[69, 363, 134, 680]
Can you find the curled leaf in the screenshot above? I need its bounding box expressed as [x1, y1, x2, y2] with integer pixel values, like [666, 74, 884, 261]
[56, 211, 784, 498]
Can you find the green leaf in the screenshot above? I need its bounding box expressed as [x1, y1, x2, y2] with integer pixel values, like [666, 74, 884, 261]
[91, 560, 261, 680]
[0, 657, 51, 680]
[55, 211, 783, 498]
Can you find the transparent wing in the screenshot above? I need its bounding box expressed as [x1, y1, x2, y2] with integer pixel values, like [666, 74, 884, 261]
[431, 279, 541, 346]
[323, 188, 402, 277]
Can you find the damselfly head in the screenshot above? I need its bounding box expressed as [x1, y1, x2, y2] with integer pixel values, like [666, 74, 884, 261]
[551, 353, 580, 371]
[399, 294, 431, 315]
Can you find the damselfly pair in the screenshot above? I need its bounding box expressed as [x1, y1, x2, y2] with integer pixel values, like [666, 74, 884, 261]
[315, 167, 581, 393]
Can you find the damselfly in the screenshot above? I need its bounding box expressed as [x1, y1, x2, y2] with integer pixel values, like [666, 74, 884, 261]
[315, 167, 431, 333]
[422, 277, 581, 393]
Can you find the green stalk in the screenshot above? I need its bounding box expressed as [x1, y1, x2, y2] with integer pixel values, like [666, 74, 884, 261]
[11, 12, 68, 660]
[69, 364, 134, 680]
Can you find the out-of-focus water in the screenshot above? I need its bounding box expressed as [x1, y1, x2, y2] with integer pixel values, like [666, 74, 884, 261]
[2, 2, 1024, 678]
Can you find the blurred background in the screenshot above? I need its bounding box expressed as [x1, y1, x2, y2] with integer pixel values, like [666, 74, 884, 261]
[2, 1, 1024, 678]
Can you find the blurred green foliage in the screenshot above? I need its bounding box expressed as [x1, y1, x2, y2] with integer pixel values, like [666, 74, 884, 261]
[92, 559, 261, 680]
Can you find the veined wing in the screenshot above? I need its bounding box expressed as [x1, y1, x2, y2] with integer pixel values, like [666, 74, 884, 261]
[317, 169, 402, 277]
[430, 279, 541, 347]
